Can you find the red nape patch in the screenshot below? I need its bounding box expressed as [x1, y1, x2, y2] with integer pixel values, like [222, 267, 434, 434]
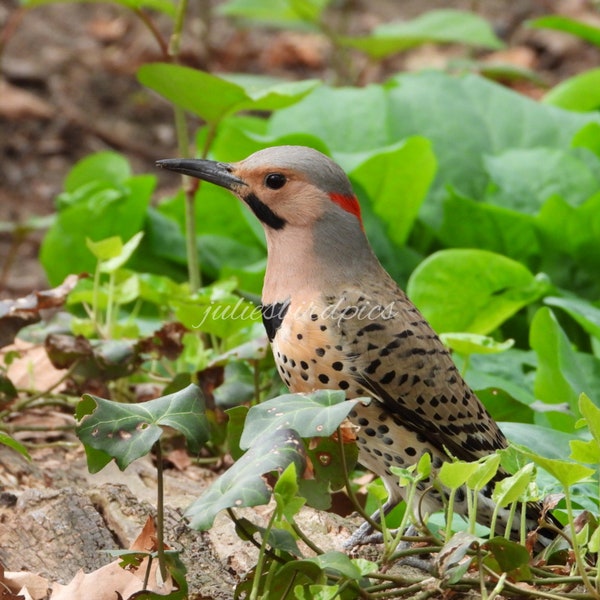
[329, 192, 363, 227]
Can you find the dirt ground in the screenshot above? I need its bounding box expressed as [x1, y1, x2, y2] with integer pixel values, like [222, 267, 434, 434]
[1, 0, 600, 597]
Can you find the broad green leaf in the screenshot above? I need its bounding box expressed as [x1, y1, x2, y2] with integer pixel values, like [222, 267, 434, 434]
[239, 389, 363, 450]
[466, 454, 501, 491]
[186, 428, 305, 530]
[500, 422, 579, 461]
[64, 151, 131, 192]
[138, 64, 317, 123]
[0, 432, 31, 460]
[513, 445, 594, 488]
[308, 551, 365, 580]
[492, 462, 535, 508]
[440, 333, 514, 356]
[484, 148, 600, 212]
[40, 169, 154, 286]
[439, 190, 539, 264]
[274, 462, 305, 521]
[99, 232, 144, 273]
[484, 537, 531, 581]
[407, 249, 546, 334]
[438, 460, 481, 489]
[270, 72, 598, 231]
[544, 68, 600, 112]
[545, 296, 600, 341]
[528, 15, 600, 47]
[86, 236, 123, 261]
[21, 0, 176, 15]
[299, 435, 358, 509]
[536, 193, 600, 286]
[221, 75, 320, 111]
[234, 517, 302, 555]
[578, 393, 600, 446]
[340, 9, 502, 58]
[570, 439, 600, 464]
[76, 384, 208, 470]
[138, 64, 248, 123]
[218, 0, 330, 29]
[349, 138, 436, 246]
[530, 308, 588, 426]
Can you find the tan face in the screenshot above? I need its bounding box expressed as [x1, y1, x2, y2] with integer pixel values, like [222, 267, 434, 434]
[230, 162, 329, 228]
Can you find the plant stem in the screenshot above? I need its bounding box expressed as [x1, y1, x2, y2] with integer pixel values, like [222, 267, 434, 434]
[133, 8, 169, 58]
[154, 441, 168, 582]
[249, 509, 277, 600]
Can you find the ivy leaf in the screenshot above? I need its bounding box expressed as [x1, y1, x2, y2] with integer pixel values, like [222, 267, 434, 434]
[186, 428, 305, 530]
[240, 389, 364, 450]
[76, 384, 208, 470]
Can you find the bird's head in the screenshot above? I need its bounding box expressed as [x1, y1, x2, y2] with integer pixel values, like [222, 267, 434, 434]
[157, 146, 363, 232]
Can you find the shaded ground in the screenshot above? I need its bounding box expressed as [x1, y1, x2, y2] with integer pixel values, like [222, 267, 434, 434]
[1, 0, 600, 596]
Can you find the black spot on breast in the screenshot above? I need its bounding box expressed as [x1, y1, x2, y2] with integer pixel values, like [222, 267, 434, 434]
[261, 300, 290, 342]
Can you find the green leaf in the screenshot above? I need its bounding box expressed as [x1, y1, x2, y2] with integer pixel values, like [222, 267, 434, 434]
[528, 15, 600, 47]
[186, 428, 305, 530]
[138, 64, 317, 124]
[218, 0, 330, 29]
[439, 190, 540, 264]
[440, 333, 514, 356]
[0, 431, 31, 460]
[492, 462, 535, 508]
[530, 308, 588, 425]
[21, 0, 176, 16]
[484, 537, 531, 580]
[139, 64, 247, 123]
[570, 439, 600, 464]
[513, 445, 595, 488]
[349, 138, 436, 246]
[64, 151, 131, 192]
[40, 160, 154, 286]
[484, 148, 600, 212]
[76, 384, 208, 470]
[221, 75, 320, 112]
[239, 389, 364, 450]
[466, 454, 501, 492]
[234, 517, 302, 555]
[86, 236, 123, 261]
[438, 460, 481, 489]
[340, 9, 503, 58]
[543, 68, 600, 112]
[545, 296, 600, 341]
[407, 249, 546, 334]
[99, 232, 144, 273]
[578, 392, 600, 446]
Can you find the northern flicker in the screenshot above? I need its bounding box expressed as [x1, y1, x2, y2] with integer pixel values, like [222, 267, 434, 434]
[157, 146, 557, 545]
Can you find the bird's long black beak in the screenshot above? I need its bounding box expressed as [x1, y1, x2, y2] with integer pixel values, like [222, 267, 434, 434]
[156, 158, 246, 190]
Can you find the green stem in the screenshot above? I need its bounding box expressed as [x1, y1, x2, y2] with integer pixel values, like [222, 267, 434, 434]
[154, 441, 168, 582]
[105, 271, 116, 338]
[133, 8, 169, 58]
[336, 426, 381, 532]
[249, 509, 277, 600]
[564, 489, 599, 599]
[143, 554, 153, 590]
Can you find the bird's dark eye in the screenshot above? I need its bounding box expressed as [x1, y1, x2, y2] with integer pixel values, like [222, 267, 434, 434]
[265, 173, 287, 190]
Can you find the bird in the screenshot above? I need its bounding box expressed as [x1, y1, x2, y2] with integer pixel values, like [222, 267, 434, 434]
[157, 145, 558, 547]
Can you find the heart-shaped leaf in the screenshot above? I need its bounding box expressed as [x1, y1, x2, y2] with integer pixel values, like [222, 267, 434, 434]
[76, 384, 208, 470]
[186, 428, 305, 530]
[240, 389, 364, 450]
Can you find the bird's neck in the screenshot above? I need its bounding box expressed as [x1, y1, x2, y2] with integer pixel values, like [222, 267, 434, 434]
[261, 212, 383, 305]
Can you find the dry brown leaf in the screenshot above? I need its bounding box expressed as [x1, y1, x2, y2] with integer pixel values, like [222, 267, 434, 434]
[165, 448, 192, 472]
[3, 571, 48, 600]
[3, 339, 67, 393]
[0, 80, 54, 120]
[51, 517, 173, 600]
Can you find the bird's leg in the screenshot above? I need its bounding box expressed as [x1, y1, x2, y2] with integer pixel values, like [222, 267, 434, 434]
[343, 499, 397, 549]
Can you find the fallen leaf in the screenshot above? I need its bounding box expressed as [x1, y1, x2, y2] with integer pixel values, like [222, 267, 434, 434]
[0, 80, 54, 120]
